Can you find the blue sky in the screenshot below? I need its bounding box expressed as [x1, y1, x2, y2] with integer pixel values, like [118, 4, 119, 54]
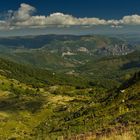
[1, 0, 140, 36]
[0, 0, 140, 19]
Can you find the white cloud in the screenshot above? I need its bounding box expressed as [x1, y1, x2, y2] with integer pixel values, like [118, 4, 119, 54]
[0, 3, 140, 30]
[12, 3, 36, 21]
[122, 14, 140, 25]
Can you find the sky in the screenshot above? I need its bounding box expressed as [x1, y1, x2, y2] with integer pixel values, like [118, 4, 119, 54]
[0, 0, 140, 36]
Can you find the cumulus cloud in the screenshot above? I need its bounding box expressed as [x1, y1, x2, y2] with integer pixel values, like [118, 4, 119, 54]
[0, 3, 140, 30]
[122, 14, 140, 25]
[12, 3, 36, 21]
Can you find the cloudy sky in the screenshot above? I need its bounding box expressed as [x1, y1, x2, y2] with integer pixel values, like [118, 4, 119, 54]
[1, 0, 140, 36]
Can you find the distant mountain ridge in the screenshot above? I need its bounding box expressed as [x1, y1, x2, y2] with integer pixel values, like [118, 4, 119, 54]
[0, 35, 134, 56]
[0, 35, 139, 89]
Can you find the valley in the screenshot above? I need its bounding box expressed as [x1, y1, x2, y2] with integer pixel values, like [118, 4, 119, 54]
[0, 35, 139, 140]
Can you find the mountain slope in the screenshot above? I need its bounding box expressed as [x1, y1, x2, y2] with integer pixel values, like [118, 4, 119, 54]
[0, 35, 138, 90]
[0, 35, 139, 139]
[0, 57, 139, 139]
[0, 58, 90, 88]
[31, 72, 140, 139]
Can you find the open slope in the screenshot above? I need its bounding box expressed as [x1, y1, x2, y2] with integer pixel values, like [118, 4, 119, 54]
[0, 58, 139, 139]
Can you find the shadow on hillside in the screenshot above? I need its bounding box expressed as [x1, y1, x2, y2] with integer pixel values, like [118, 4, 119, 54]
[0, 95, 45, 113]
[121, 61, 140, 70]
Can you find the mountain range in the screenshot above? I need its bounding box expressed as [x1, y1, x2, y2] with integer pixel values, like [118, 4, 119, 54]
[0, 34, 139, 139]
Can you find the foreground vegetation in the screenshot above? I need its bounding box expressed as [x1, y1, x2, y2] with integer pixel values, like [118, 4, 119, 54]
[0, 58, 139, 139]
